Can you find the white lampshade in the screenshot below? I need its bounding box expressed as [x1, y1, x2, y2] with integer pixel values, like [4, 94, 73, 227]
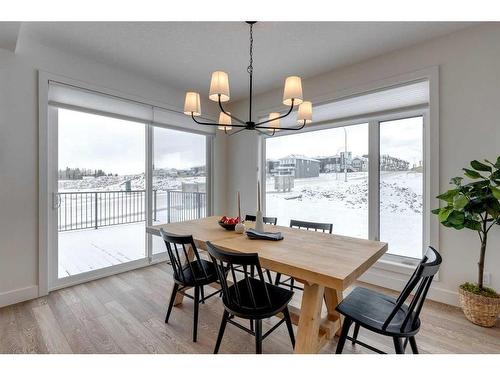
[183, 92, 201, 116]
[218, 111, 232, 131]
[209, 71, 230, 102]
[283, 76, 303, 106]
[268, 112, 280, 132]
[297, 101, 312, 124]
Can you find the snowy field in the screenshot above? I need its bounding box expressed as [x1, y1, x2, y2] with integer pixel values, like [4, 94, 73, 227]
[266, 171, 422, 258]
[59, 174, 205, 192]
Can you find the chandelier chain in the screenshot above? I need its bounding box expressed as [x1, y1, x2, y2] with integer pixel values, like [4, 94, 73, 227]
[247, 23, 253, 75]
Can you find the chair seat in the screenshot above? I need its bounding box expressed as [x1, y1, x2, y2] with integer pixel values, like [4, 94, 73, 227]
[223, 278, 293, 319]
[336, 287, 420, 336]
[175, 259, 218, 286]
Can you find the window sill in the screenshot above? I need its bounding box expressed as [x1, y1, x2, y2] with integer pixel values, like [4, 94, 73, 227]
[372, 256, 418, 276]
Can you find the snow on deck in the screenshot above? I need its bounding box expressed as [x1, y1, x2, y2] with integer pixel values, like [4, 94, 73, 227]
[58, 222, 148, 278]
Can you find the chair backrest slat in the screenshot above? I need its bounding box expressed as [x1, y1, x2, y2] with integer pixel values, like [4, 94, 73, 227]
[160, 229, 209, 285]
[206, 241, 273, 310]
[382, 247, 442, 332]
[289, 219, 333, 234]
[245, 215, 278, 225]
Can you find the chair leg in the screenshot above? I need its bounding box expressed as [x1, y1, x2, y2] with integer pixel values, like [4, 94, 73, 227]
[335, 317, 352, 354]
[165, 283, 179, 324]
[393, 337, 405, 354]
[266, 270, 273, 284]
[352, 323, 360, 344]
[214, 310, 229, 354]
[275, 273, 281, 285]
[255, 319, 262, 354]
[200, 285, 205, 304]
[409, 336, 419, 354]
[283, 307, 295, 349]
[290, 278, 295, 291]
[250, 319, 254, 332]
[193, 286, 200, 342]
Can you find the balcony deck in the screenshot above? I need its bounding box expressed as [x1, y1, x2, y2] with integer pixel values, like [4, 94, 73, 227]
[58, 222, 155, 278]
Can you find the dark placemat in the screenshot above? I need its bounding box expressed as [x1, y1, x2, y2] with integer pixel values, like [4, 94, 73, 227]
[246, 228, 284, 241]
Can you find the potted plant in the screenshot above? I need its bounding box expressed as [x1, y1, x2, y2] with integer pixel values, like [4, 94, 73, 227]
[432, 156, 500, 327]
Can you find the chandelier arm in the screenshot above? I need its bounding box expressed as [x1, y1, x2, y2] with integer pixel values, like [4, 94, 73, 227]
[191, 113, 247, 128]
[253, 127, 269, 136]
[217, 95, 247, 125]
[254, 99, 295, 127]
[228, 128, 247, 137]
[257, 119, 307, 132]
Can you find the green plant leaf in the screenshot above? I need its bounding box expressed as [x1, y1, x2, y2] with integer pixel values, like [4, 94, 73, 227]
[491, 170, 500, 181]
[471, 160, 492, 172]
[447, 210, 465, 226]
[436, 189, 458, 202]
[438, 206, 453, 222]
[450, 177, 463, 186]
[491, 186, 500, 200]
[453, 194, 468, 210]
[431, 208, 441, 215]
[464, 219, 482, 231]
[463, 168, 482, 179]
[495, 156, 500, 169]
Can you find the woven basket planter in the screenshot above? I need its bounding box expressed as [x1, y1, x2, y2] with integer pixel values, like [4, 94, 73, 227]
[458, 287, 500, 327]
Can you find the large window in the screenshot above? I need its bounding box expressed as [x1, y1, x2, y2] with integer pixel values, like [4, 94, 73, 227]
[380, 117, 423, 259]
[265, 124, 368, 239]
[265, 114, 426, 260]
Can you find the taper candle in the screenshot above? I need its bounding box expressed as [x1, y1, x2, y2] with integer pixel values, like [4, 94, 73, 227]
[237, 191, 241, 220]
[257, 181, 261, 211]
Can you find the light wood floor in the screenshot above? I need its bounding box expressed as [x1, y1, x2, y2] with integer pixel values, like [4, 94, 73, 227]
[1, 263, 499, 354]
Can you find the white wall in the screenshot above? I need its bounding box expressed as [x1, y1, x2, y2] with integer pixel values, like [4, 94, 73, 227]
[227, 23, 500, 305]
[0, 36, 227, 307]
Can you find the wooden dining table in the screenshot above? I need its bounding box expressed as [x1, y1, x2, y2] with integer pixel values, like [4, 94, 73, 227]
[147, 216, 387, 354]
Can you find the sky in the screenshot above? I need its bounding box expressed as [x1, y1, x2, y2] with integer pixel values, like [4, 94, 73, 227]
[58, 108, 206, 175]
[266, 117, 423, 166]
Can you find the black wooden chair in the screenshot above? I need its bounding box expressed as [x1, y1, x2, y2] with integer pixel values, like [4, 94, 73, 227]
[243, 214, 277, 283]
[160, 229, 220, 342]
[275, 219, 333, 291]
[335, 246, 442, 354]
[245, 214, 278, 225]
[206, 241, 295, 354]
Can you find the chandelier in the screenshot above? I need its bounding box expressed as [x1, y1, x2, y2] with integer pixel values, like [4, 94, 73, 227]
[183, 22, 313, 136]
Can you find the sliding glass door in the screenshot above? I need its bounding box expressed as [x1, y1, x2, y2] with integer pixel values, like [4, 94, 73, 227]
[152, 126, 208, 255]
[48, 105, 212, 289]
[57, 108, 147, 279]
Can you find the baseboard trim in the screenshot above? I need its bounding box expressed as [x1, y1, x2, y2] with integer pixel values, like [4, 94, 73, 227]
[0, 285, 39, 308]
[360, 268, 459, 306]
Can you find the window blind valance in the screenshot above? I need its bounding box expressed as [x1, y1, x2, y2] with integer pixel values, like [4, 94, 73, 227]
[48, 81, 215, 134]
[259, 80, 429, 128]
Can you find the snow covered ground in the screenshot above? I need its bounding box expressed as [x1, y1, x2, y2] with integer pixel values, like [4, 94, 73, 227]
[59, 174, 205, 192]
[58, 222, 146, 277]
[266, 171, 422, 258]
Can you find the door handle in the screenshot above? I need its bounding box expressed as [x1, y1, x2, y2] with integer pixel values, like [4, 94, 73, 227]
[52, 192, 61, 209]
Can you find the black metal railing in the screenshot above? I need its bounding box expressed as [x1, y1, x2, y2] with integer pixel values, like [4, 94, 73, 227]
[57, 189, 206, 232]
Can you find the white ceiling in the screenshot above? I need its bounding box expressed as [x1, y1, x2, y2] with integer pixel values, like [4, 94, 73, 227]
[17, 22, 476, 100]
[0, 22, 20, 51]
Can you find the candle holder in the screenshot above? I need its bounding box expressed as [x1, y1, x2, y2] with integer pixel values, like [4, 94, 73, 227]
[235, 191, 246, 234]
